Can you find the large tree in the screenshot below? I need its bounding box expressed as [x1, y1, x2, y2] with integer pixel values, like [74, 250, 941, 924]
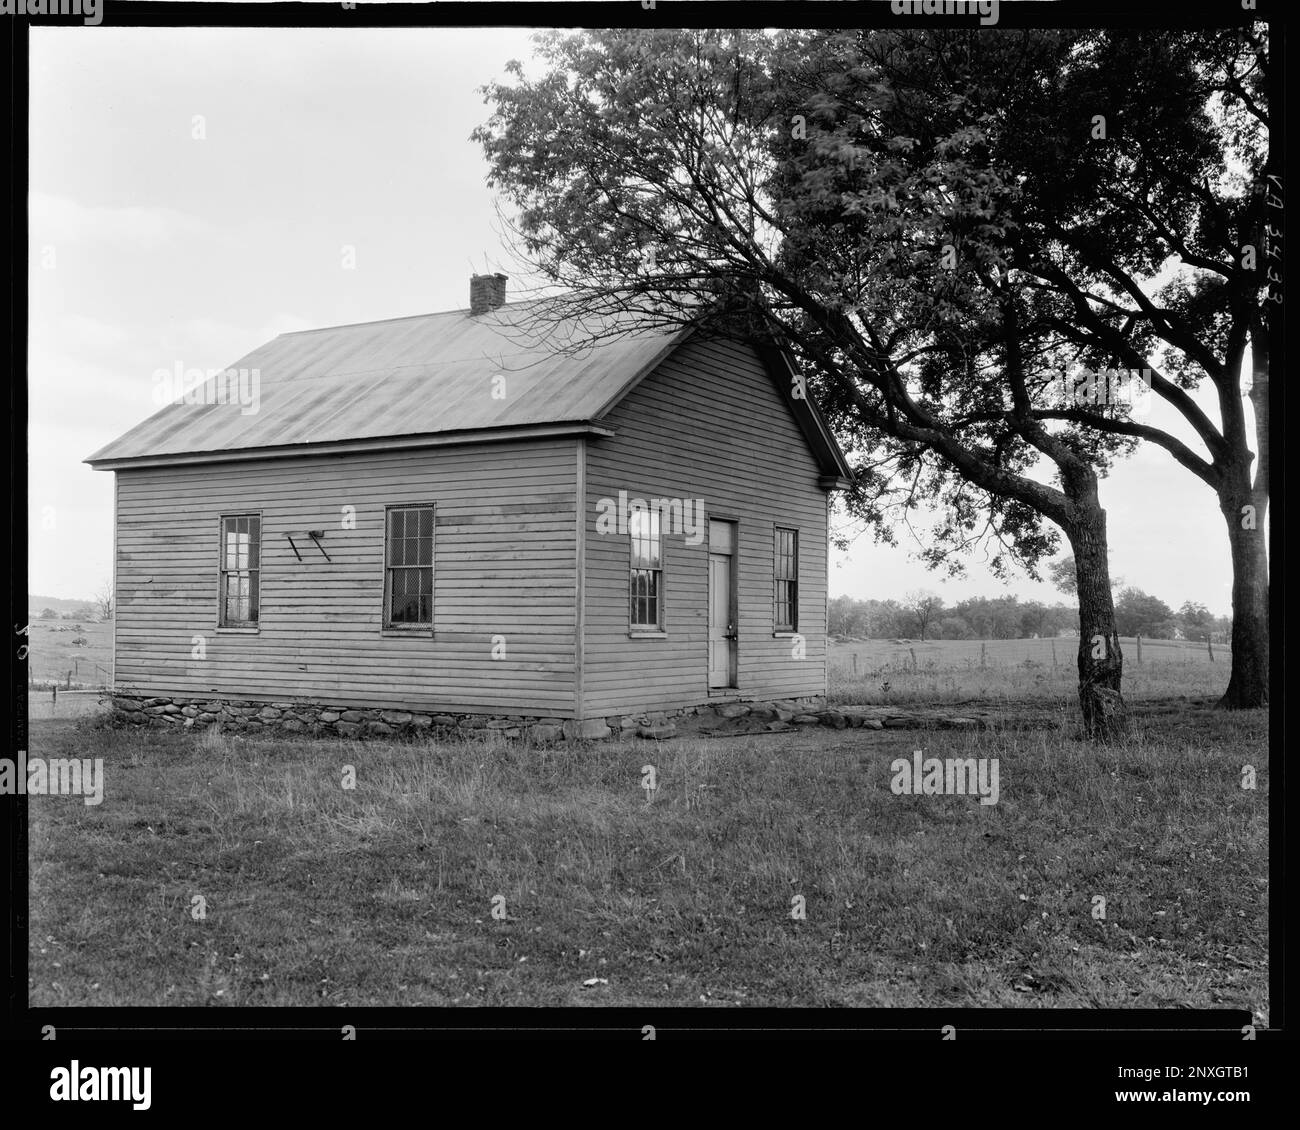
[902, 590, 944, 641]
[476, 29, 1154, 736]
[864, 27, 1270, 706]
[1114, 588, 1177, 639]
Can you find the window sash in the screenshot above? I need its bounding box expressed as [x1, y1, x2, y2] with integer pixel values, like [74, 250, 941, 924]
[386, 506, 434, 627]
[774, 528, 798, 631]
[629, 510, 663, 629]
[219, 515, 260, 626]
[629, 568, 662, 629]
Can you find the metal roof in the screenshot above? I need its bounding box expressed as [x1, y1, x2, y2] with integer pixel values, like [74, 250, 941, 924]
[86, 302, 690, 465]
[85, 299, 852, 483]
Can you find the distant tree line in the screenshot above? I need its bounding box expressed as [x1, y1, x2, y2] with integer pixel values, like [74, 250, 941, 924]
[37, 606, 96, 622]
[830, 590, 1231, 644]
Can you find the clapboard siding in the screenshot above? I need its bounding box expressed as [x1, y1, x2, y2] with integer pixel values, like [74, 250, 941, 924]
[581, 335, 829, 717]
[114, 441, 579, 714]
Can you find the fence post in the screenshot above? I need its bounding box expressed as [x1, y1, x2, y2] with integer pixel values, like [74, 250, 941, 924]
[980, 641, 986, 668]
[1051, 640, 1058, 669]
[852, 652, 858, 675]
[910, 647, 918, 672]
[1207, 636, 1215, 662]
[1135, 635, 1143, 665]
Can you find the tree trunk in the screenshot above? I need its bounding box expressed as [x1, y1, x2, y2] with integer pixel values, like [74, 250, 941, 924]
[1068, 508, 1127, 739]
[1220, 489, 1269, 708]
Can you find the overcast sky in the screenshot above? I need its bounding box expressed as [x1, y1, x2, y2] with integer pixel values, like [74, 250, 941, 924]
[29, 26, 1247, 615]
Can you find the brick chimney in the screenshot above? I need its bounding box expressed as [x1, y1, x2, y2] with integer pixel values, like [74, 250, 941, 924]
[469, 273, 508, 315]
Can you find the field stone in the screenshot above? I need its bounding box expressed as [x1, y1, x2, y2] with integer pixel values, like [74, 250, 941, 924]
[319, 712, 340, 723]
[817, 710, 848, 729]
[716, 703, 750, 719]
[530, 724, 564, 743]
[340, 710, 365, 723]
[368, 722, 394, 736]
[381, 711, 413, 726]
[282, 719, 304, 732]
[638, 724, 677, 740]
[564, 719, 612, 741]
[792, 714, 821, 726]
[337, 721, 362, 738]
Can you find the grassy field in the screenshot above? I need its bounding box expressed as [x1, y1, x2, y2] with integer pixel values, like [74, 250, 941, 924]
[25, 618, 113, 690]
[28, 688, 1267, 1012]
[829, 636, 1231, 707]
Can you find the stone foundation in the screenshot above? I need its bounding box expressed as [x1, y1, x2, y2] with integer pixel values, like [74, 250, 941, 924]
[108, 693, 833, 743]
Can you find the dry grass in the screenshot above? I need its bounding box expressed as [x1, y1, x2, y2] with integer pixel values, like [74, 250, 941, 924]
[26, 618, 114, 689]
[28, 692, 1267, 1012]
[829, 636, 1230, 706]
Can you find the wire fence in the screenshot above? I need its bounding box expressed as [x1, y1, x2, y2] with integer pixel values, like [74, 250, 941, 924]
[829, 635, 1230, 675]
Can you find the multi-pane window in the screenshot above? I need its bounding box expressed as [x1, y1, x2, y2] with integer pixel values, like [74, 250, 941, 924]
[385, 505, 434, 627]
[219, 515, 260, 627]
[774, 527, 798, 632]
[629, 509, 663, 630]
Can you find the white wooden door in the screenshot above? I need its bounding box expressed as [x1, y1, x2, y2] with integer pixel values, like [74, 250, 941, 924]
[708, 521, 737, 688]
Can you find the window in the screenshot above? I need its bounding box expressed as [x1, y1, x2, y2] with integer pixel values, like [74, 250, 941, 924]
[629, 508, 663, 631]
[774, 527, 798, 632]
[219, 514, 260, 627]
[385, 505, 434, 628]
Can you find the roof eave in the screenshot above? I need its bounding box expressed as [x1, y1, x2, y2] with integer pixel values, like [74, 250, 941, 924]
[85, 421, 616, 471]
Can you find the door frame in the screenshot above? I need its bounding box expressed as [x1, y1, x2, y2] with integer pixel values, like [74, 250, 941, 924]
[707, 516, 739, 692]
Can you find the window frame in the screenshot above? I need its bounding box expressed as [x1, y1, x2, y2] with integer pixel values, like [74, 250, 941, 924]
[383, 503, 436, 633]
[628, 506, 665, 635]
[216, 512, 262, 631]
[773, 526, 799, 634]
